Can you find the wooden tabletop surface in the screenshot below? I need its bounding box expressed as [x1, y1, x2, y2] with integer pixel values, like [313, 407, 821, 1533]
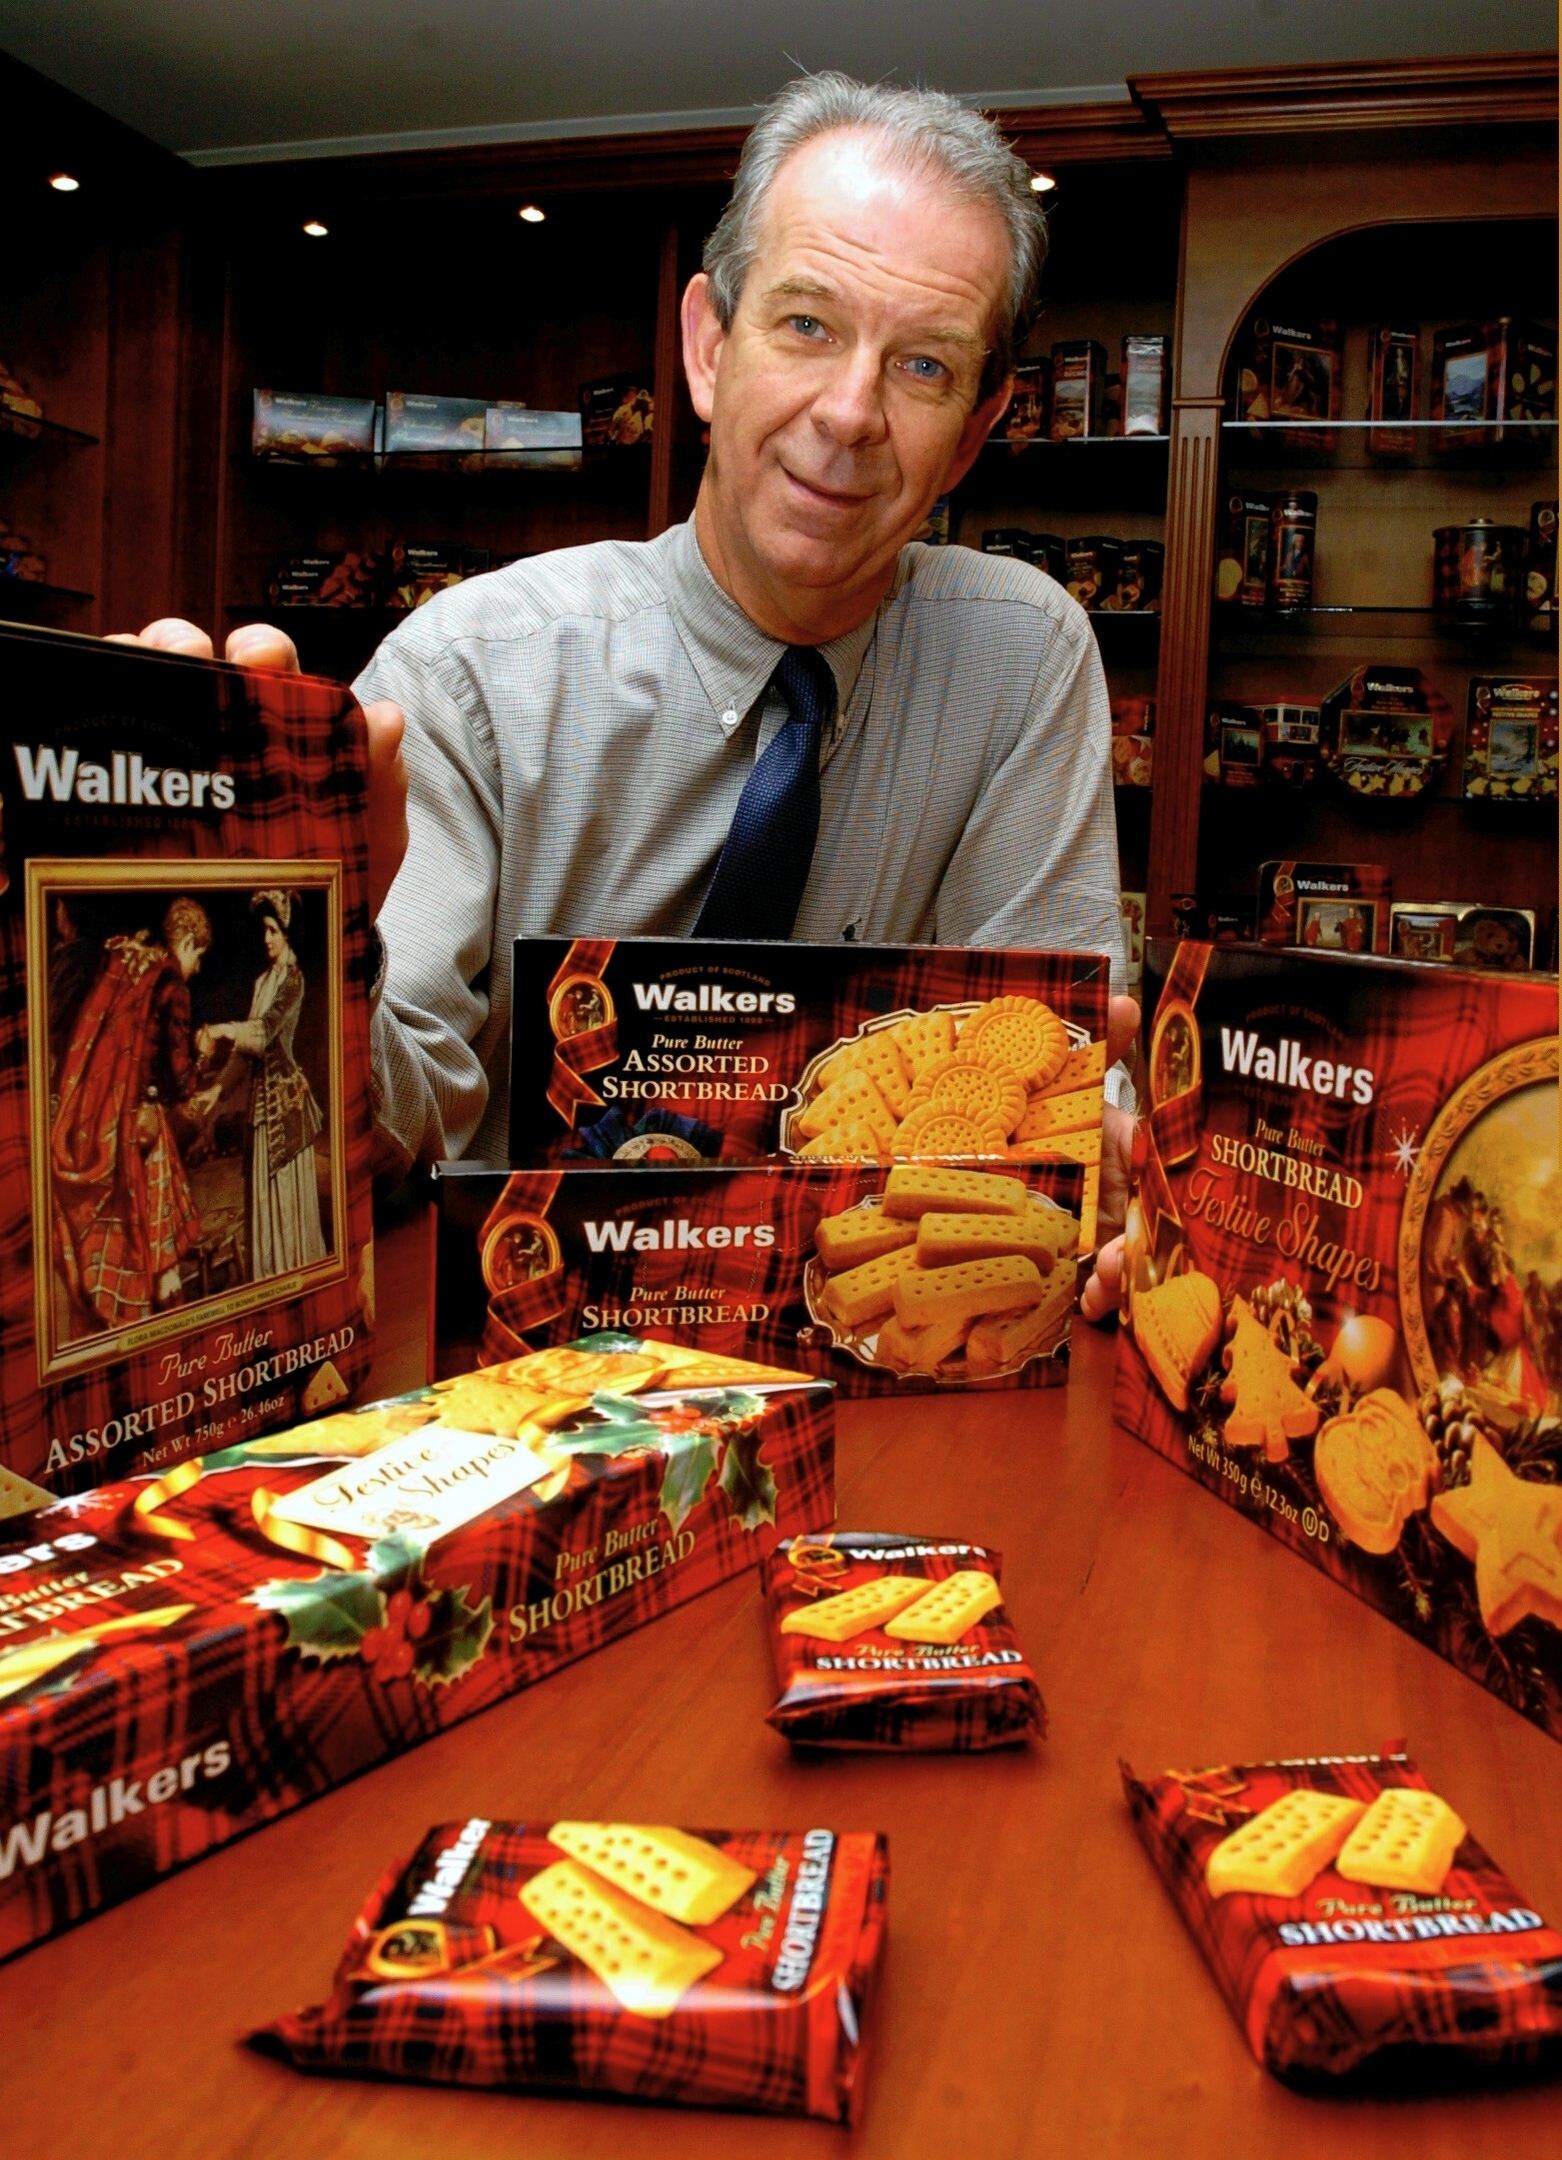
[5, 1206, 1561, 2156]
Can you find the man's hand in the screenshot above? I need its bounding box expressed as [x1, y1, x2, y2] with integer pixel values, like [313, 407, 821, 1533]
[1080, 992, 1139, 1327]
[108, 619, 409, 919]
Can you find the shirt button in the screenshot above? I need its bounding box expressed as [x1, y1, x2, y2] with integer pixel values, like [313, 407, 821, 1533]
[720, 706, 738, 732]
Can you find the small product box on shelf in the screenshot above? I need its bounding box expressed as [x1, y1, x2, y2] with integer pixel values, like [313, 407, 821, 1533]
[1111, 696, 1155, 789]
[1390, 902, 1537, 972]
[1236, 316, 1342, 443]
[0, 1339, 834, 1961]
[1120, 333, 1171, 436]
[1049, 340, 1107, 440]
[1215, 489, 1272, 608]
[1464, 676, 1559, 803]
[0, 623, 376, 1495]
[485, 402, 584, 467]
[1433, 320, 1559, 445]
[1260, 704, 1321, 789]
[1115, 938, 1561, 1742]
[383, 392, 488, 461]
[1256, 860, 1392, 953]
[1527, 500, 1558, 628]
[579, 376, 653, 447]
[434, 1159, 1086, 1395]
[1104, 538, 1163, 612]
[1064, 534, 1121, 609]
[1206, 701, 1264, 787]
[999, 357, 1051, 445]
[251, 390, 377, 463]
[1366, 321, 1419, 456]
[267, 550, 383, 609]
[1319, 664, 1453, 801]
[384, 543, 492, 612]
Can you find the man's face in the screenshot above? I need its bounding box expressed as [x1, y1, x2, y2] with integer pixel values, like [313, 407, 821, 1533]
[685, 130, 1014, 632]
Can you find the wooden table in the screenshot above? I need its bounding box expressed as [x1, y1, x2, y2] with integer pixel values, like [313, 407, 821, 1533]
[5, 1209, 1560, 2156]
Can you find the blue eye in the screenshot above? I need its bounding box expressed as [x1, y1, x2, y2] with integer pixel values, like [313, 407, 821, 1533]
[904, 356, 947, 382]
[789, 315, 826, 338]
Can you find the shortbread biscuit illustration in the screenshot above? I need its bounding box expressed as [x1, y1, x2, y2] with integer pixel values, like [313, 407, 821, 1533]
[301, 1360, 350, 1414]
[1314, 1389, 1438, 1554]
[825, 1243, 925, 1326]
[814, 1206, 919, 1271]
[1013, 1087, 1101, 1143]
[1430, 1436, 1562, 1635]
[815, 1030, 913, 1117]
[796, 1069, 895, 1148]
[798, 1116, 887, 1160]
[958, 996, 1070, 1090]
[892, 1008, 958, 1077]
[892, 1104, 1007, 1157]
[519, 1859, 722, 2017]
[907, 1052, 1027, 1138]
[882, 1164, 1029, 1218]
[546, 1823, 757, 1926]
[1032, 1038, 1106, 1099]
[874, 1311, 973, 1374]
[895, 1254, 1043, 1330]
[779, 1572, 930, 1640]
[0, 1464, 57, 1517]
[1205, 1789, 1365, 1899]
[1008, 1126, 1102, 1167]
[915, 1210, 1058, 1273]
[1023, 1203, 1085, 1262]
[438, 1372, 557, 1438]
[507, 1346, 667, 1396]
[1334, 1789, 1467, 1896]
[883, 1570, 1004, 1643]
[1130, 1271, 1223, 1412]
[966, 1267, 1075, 1374]
[1220, 1297, 1321, 1461]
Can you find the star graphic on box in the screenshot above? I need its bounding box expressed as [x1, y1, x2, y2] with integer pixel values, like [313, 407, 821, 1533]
[1388, 1122, 1421, 1179]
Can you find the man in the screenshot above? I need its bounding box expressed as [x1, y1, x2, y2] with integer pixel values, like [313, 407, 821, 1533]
[118, 74, 1135, 1315]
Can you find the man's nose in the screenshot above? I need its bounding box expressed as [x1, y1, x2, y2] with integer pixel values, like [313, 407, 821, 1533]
[811, 348, 889, 447]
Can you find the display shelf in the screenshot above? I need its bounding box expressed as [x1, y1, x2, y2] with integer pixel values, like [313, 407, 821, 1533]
[1214, 604, 1557, 648]
[0, 409, 99, 452]
[1221, 417, 1560, 474]
[0, 578, 95, 607]
[251, 446, 640, 474]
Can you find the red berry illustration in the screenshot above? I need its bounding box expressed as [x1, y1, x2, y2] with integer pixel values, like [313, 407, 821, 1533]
[387, 1589, 412, 1626]
[359, 1625, 386, 1664]
[378, 1637, 414, 1681]
[406, 1600, 432, 1640]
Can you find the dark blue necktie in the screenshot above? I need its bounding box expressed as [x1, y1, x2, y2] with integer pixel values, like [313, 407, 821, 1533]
[693, 646, 836, 940]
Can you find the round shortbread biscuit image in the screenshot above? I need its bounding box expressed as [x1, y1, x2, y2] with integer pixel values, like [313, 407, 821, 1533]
[958, 997, 1070, 1091]
[907, 1051, 1027, 1138]
[892, 1103, 1008, 1157]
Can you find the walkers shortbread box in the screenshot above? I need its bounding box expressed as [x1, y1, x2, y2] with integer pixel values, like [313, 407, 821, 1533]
[508, 935, 1110, 1248]
[0, 624, 375, 1494]
[434, 1161, 1085, 1396]
[1113, 940, 1562, 1740]
[0, 1337, 834, 1961]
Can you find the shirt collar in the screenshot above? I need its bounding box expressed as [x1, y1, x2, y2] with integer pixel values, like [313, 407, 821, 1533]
[663, 516, 879, 740]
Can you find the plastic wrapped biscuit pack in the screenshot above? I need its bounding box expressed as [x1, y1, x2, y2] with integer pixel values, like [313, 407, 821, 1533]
[253, 1816, 888, 2123]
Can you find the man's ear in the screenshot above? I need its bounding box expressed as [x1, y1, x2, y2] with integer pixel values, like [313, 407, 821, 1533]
[938, 372, 1014, 495]
[681, 272, 726, 425]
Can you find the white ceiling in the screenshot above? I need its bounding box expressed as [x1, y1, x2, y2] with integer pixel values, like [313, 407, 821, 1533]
[1, 0, 1553, 163]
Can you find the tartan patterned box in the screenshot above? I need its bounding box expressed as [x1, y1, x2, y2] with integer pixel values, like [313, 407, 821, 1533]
[0, 623, 376, 1495]
[0, 1338, 834, 1961]
[433, 1160, 1086, 1397]
[1114, 940, 1562, 1740]
[508, 935, 1110, 1245]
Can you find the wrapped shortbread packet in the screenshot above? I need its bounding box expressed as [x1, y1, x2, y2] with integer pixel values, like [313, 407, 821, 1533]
[762, 1532, 1045, 1750]
[1125, 1752, 1562, 2084]
[252, 1817, 888, 2123]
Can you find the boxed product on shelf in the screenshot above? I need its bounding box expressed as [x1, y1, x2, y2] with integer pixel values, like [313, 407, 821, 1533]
[384, 542, 492, 612]
[1235, 315, 1342, 441]
[507, 934, 1111, 1180]
[1366, 321, 1419, 455]
[579, 375, 653, 447]
[983, 529, 1064, 578]
[1394, 902, 1537, 972]
[1256, 861, 1392, 953]
[0, 622, 376, 1494]
[383, 392, 488, 460]
[1215, 489, 1272, 608]
[1111, 696, 1155, 789]
[1432, 319, 1558, 444]
[252, 1814, 884, 2123]
[1115, 938, 1562, 1743]
[1464, 675, 1559, 802]
[251, 391, 377, 463]
[433, 1159, 1087, 1395]
[1206, 702, 1264, 787]
[1527, 499, 1558, 627]
[1261, 703, 1321, 788]
[999, 356, 1051, 444]
[1049, 340, 1107, 440]
[266, 550, 382, 609]
[1434, 518, 1530, 626]
[1103, 538, 1164, 611]
[484, 402, 583, 467]
[1318, 664, 1453, 801]
[0, 1337, 835, 1962]
[1119, 893, 1146, 990]
[1266, 490, 1316, 613]
[1064, 534, 1121, 609]
[1120, 333, 1171, 436]
[1388, 903, 1461, 963]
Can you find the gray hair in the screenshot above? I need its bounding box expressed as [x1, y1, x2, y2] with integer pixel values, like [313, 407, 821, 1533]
[703, 73, 1047, 401]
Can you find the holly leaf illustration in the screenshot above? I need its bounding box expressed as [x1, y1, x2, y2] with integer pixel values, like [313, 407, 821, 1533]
[717, 1427, 777, 1532]
[413, 1582, 494, 1688]
[368, 1531, 427, 1589]
[659, 1428, 719, 1534]
[590, 1392, 657, 1424]
[559, 1418, 665, 1458]
[250, 1568, 386, 1662]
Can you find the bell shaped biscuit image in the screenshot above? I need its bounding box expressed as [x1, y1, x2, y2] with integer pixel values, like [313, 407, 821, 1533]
[1206, 1789, 1365, 1899]
[546, 1824, 756, 1927]
[1130, 1271, 1223, 1412]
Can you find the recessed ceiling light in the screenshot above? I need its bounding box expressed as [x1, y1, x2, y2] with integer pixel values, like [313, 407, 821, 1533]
[302, 219, 328, 237]
[1030, 171, 1056, 194]
[518, 203, 545, 223]
[48, 172, 80, 192]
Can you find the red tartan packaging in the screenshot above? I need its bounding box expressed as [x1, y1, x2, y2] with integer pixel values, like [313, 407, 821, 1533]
[252, 1815, 888, 2121]
[507, 934, 1110, 1244]
[433, 1160, 1086, 1397]
[1114, 940, 1562, 1740]
[1124, 1751, 1562, 2086]
[760, 1531, 1045, 1749]
[0, 622, 375, 1495]
[0, 1336, 833, 1961]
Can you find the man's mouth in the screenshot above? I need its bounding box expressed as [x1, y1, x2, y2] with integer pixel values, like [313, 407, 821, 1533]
[779, 466, 874, 511]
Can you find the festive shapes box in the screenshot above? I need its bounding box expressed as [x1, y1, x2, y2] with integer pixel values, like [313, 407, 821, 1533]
[434, 1161, 1085, 1396]
[507, 936, 1110, 1248]
[0, 1338, 834, 1961]
[0, 624, 376, 1493]
[1114, 940, 1562, 1740]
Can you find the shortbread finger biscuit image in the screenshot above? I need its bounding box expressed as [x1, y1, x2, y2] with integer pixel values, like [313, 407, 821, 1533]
[1205, 1789, 1365, 1899]
[958, 995, 1070, 1090]
[881, 1163, 1029, 1218]
[779, 1573, 930, 1641]
[519, 1859, 724, 2017]
[895, 1254, 1043, 1330]
[966, 1268, 1075, 1374]
[874, 1311, 973, 1374]
[825, 1242, 924, 1326]
[1013, 1086, 1101, 1143]
[1334, 1788, 1468, 1897]
[883, 1570, 1004, 1643]
[814, 1207, 919, 1271]
[546, 1823, 757, 1926]
[1032, 1037, 1106, 1098]
[916, 1209, 1059, 1273]
[1129, 1271, 1223, 1412]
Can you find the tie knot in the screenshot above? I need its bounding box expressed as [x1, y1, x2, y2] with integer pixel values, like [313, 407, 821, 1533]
[774, 645, 837, 736]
